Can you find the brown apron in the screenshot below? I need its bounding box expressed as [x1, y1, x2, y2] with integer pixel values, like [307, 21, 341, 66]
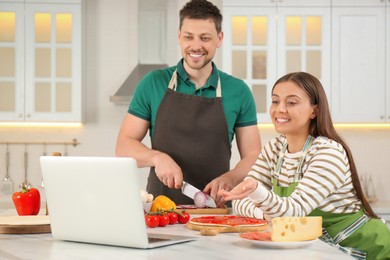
[146, 70, 231, 204]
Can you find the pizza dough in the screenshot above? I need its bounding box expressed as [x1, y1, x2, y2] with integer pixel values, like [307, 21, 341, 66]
[187, 215, 268, 236]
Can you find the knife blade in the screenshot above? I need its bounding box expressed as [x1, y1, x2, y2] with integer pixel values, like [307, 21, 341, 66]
[182, 181, 217, 208]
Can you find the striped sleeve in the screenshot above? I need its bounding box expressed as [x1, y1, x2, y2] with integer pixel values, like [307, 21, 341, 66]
[246, 138, 278, 189]
[232, 198, 264, 219]
[231, 139, 277, 219]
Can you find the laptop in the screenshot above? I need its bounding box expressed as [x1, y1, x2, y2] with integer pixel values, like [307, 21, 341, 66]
[40, 156, 197, 249]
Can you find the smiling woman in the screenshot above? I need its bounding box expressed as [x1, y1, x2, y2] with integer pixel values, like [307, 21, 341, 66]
[270, 81, 318, 152]
[221, 72, 390, 260]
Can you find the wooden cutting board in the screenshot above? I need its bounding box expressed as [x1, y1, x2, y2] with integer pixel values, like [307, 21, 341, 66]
[0, 215, 51, 234]
[187, 217, 269, 236]
[176, 205, 230, 215]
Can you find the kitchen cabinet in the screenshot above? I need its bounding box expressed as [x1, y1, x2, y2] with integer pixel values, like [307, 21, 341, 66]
[0, 0, 82, 122]
[331, 0, 388, 7]
[222, 0, 331, 123]
[331, 1, 388, 123]
[222, 0, 331, 7]
[222, 0, 390, 124]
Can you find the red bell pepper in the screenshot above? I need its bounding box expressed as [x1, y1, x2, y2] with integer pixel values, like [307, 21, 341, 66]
[12, 185, 41, 216]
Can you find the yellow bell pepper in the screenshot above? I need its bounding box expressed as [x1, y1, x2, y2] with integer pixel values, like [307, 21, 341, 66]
[150, 195, 176, 212]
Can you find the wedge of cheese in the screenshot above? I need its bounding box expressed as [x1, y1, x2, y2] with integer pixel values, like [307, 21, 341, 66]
[271, 216, 322, 242]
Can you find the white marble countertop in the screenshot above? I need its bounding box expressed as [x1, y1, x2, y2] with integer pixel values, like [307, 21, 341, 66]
[0, 210, 354, 260]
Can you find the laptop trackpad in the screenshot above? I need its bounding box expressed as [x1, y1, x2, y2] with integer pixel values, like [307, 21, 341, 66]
[148, 237, 170, 243]
[147, 233, 197, 248]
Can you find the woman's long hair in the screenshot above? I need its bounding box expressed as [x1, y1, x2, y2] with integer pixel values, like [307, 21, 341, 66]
[273, 72, 378, 218]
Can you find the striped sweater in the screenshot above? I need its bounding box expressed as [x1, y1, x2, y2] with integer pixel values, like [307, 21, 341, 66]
[233, 135, 362, 219]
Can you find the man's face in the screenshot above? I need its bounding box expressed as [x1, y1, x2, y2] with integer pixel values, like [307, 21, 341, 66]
[178, 18, 223, 72]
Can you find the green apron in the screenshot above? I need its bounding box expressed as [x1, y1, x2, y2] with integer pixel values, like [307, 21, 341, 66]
[272, 136, 390, 260]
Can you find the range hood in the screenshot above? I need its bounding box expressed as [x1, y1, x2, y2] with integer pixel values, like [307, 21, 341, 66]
[110, 1, 170, 104]
[109, 63, 168, 104]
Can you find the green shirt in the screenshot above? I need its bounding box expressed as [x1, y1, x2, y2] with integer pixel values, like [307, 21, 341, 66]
[128, 59, 258, 143]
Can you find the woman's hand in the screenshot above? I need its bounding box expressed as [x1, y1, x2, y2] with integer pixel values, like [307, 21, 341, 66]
[219, 178, 258, 201]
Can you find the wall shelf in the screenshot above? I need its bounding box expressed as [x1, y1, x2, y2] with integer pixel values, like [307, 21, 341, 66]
[0, 138, 80, 147]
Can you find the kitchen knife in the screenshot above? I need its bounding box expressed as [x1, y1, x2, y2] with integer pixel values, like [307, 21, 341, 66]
[182, 181, 217, 208]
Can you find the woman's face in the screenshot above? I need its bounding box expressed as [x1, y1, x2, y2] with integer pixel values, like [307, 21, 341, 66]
[270, 81, 317, 137]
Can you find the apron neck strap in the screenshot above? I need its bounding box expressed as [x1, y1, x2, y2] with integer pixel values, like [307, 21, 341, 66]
[168, 70, 178, 90]
[274, 135, 315, 183]
[168, 70, 222, 97]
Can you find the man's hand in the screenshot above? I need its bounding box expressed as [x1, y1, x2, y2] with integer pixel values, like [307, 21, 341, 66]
[219, 178, 258, 201]
[203, 175, 236, 207]
[152, 152, 183, 189]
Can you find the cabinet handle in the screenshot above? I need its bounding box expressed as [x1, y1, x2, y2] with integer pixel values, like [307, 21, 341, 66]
[26, 114, 31, 118]
[380, 116, 384, 119]
[17, 113, 23, 118]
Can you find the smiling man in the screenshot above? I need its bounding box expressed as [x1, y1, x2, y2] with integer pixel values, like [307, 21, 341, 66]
[116, 0, 261, 207]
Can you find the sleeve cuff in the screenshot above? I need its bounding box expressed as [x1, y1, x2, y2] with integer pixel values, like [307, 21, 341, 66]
[253, 208, 264, 219]
[246, 180, 268, 203]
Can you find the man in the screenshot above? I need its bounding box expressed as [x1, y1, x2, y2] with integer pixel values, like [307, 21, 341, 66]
[116, 0, 261, 207]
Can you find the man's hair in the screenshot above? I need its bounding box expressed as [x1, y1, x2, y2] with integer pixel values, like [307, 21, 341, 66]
[179, 0, 223, 33]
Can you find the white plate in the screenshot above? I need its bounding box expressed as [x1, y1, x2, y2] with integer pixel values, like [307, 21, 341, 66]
[243, 238, 318, 249]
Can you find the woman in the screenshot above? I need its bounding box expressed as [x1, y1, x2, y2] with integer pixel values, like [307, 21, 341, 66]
[220, 72, 390, 260]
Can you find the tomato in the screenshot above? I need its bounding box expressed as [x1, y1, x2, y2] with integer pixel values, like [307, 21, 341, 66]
[177, 211, 190, 224]
[158, 214, 170, 227]
[145, 215, 159, 228]
[166, 212, 178, 225]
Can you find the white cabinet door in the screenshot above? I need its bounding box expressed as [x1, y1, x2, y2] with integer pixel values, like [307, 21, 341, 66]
[277, 0, 331, 6]
[331, 7, 386, 123]
[331, 0, 386, 7]
[223, 7, 277, 123]
[223, 0, 276, 7]
[0, 3, 25, 121]
[0, 1, 82, 123]
[24, 3, 82, 122]
[223, 0, 331, 7]
[276, 7, 331, 95]
[222, 4, 330, 123]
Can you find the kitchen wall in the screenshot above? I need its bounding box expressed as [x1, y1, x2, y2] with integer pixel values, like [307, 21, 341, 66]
[1, 0, 389, 208]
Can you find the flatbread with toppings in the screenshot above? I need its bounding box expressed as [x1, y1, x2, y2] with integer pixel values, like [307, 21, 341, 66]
[189, 215, 267, 227]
